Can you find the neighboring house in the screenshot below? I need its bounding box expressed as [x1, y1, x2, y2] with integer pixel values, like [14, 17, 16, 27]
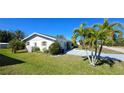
[22, 33, 72, 52]
[0, 43, 9, 49]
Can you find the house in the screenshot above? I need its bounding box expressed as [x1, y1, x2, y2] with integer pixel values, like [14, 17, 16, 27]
[22, 32, 72, 52]
[0, 43, 9, 49]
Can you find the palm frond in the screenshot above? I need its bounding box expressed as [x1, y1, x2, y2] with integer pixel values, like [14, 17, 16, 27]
[93, 23, 101, 28]
[109, 23, 124, 29]
[103, 18, 109, 29]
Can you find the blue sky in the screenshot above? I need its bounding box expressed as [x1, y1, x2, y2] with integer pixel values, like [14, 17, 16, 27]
[0, 18, 124, 40]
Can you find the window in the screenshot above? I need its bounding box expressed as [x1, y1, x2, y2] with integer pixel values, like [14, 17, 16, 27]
[42, 41, 47, 46]
[27, 42, 30, 45]
[34, 42, 37, 47]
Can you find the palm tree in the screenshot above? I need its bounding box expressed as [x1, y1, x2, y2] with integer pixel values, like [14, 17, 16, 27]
[9, 30, 25, 53]
[72, 23, 87, 48]
[72, 19, 123, 66]
[93, 19, 123, 57]
[15, 30, 24, 40]
[72, 23, 94, 64]
[72, 34, 78, 46]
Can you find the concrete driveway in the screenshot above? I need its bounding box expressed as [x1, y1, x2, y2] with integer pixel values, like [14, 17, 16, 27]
[66, 49, 124, 61]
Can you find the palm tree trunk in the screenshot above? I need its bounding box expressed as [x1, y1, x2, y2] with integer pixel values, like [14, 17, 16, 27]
[86, 48, 92, 64]
[13, 46, 17, 53]
[90, 43, 96, 66]
[83, 43, 92, 64]
[98, 41, 103, 58]
[93, 45, 98, 63]
[91, 49, 95, 66]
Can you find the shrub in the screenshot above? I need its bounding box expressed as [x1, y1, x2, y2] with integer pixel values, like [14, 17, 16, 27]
[49, 42, 61, 55]
[17, 41, 25, 50]
[32, 47, 40, 52]
[42, 48, 49, 53]
[9, 39, 25, 53]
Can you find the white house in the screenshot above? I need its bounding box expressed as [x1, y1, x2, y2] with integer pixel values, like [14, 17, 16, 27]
[22, 33, 70, 52]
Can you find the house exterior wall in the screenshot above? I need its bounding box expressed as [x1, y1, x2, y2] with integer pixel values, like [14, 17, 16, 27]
[25, 36, 55, 52]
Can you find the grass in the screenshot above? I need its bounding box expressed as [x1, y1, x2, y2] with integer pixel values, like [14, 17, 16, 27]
[0, 49, 124, 75]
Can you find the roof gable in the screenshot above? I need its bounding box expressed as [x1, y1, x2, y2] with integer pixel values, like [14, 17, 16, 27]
[22, 32, 56, 41]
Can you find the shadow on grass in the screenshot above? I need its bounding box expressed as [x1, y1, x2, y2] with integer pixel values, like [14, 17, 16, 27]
[96, 56, 122, 67]
[82, 56, 122, 67]
[0, 54, 24, 66]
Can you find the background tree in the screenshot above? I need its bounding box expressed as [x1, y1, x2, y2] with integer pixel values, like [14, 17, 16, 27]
[15, 30, 25, 40]
[56, 35, 66, 41]
[0, 30, 15, 42]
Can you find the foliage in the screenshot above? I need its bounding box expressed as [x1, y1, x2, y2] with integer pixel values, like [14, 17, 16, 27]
[49, 42, 61, 55]
[32, 47, 40, 52]
[15, 30, 25, 40]
[0, 30, 25, 43]
[42, 48, 49, 53]
[0, 30, 15, 42]
[113, 38, 124, 46]
[56, 35, 66, 41]
[9, 39, 25, 53]
[72, 35, 78, 47]
[66, 42, 71, 50]
[72, 19, 123, 66]
[8, 30, 25, 53]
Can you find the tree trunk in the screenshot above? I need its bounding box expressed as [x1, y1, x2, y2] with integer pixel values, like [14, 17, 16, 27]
[85, 48, 92, 64]
[98, 41, 103, 58]
[83, 43, 92, 64]
[12, 47, 14, 53]
[13, 46, 17, 53]
[93, 41, 98, 64]
[91, 49, 95, 66]
[90, 44, 96, 66]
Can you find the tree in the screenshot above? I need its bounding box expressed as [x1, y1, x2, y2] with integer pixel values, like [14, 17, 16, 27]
[56, 35, 66, 41]
[9, 39, 25, 53]
[72, 35, 78, 47]
[93, 19, 123, 57]
[15, 30, 25, 40]
[72, 23, 88, 47]
[0, 30, 14, 42]
[9, 30, 25, 53]
[72, 19, 123, 66]
[49, 42, 61, 55]
[72, 23, 93, 65]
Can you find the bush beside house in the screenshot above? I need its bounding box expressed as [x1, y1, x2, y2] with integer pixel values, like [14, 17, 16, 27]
[32, 47, 40, 52]
[49, 42, 61, 55]
[42, 48, 49, 53]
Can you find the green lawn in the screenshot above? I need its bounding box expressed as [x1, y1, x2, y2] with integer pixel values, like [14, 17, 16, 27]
[0, 49, 124, 75]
